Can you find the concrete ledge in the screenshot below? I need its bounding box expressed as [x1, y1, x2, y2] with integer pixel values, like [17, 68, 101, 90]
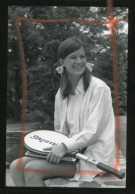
[6, 132, 29, 152]
[6, 122, 38, 132]
[6, 169, 126, 187]
[6, 122, 37, 152]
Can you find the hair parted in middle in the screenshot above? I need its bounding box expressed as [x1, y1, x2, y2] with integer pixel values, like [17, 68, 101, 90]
[58, 37, 92, 99]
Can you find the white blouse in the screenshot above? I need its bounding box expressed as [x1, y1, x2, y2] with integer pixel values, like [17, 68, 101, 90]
[66, 91, 81, 138]
[54, 76, 115, 182]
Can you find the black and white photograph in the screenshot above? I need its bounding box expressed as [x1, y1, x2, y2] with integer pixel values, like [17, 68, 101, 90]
[6, 5, 128, 188]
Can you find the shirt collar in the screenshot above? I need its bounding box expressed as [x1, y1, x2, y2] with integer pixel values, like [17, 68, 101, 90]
[75, 76, 84, 94]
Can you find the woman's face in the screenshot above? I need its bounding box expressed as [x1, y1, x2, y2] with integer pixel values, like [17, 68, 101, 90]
[61, 47, 86, 78]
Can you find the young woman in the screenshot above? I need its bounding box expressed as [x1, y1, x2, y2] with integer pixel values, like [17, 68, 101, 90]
[10, 37, 115, 187]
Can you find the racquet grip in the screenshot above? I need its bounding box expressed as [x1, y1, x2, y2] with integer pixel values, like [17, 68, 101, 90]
[97, 162, 125, 179]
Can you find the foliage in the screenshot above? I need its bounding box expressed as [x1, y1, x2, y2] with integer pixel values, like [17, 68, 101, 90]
[7, 6, 128, 128]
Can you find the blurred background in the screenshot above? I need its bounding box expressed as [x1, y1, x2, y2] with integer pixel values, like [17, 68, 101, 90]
[7, 6, 128, 130]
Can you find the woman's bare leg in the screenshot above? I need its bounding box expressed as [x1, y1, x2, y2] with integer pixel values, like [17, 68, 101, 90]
[24, 159, 76, 187]
[10, 157, 37, 187]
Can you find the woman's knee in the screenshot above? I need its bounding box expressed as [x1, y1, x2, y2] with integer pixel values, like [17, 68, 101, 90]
[10, 158, 23, 179]
[10, 159, 18, 172]
[10, 157, 28, 173]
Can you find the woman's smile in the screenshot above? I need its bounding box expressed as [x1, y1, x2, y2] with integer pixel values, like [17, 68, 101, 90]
[73, 65, 83, 69]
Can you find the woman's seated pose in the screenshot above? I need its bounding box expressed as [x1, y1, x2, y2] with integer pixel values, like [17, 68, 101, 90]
[10, 37, 115, 187]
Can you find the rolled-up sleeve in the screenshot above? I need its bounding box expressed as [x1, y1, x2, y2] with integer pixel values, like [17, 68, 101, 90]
[62, 86, 114, 152]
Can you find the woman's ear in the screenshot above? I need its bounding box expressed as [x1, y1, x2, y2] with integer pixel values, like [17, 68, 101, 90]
[59, 58, 65, 67]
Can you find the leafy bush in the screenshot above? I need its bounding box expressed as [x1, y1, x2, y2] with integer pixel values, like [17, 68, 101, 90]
[7, 6, 128, 128]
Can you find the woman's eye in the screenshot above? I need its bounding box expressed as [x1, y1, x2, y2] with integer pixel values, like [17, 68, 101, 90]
[70, 56, 76, 59]
[81, 55, 86, 58]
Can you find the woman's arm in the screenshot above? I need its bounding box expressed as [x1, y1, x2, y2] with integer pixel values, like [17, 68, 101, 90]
[61, 86, 115, 152]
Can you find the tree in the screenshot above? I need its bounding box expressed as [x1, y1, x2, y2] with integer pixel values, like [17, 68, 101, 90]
[7, 6, 128, 128]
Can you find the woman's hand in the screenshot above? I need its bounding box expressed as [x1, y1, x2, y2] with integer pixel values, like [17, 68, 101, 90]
[46, 143, 67, 164]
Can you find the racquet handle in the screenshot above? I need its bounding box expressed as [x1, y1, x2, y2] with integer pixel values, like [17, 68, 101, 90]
[76, 153, 125, 179]
[97, 162, 125, 179]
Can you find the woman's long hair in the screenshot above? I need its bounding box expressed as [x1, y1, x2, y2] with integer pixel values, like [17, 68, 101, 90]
[58, 37, 91, 99]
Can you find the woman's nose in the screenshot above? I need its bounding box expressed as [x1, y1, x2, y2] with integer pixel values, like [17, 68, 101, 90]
[76, 57, 81, 63]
